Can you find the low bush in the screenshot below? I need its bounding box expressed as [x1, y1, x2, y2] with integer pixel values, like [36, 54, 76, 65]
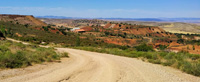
[0, 40, 69, 68]
[162, 59, 176, 66]
[60, 52, 69, 57]
[148, 59, 161, 64]
[135, 43, 154, 52]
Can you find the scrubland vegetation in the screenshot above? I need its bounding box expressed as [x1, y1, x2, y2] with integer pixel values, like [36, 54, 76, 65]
[0, 21, 110, 47]
[74, 44, 200, 76]
[1, 18, 200, 77]
[0, 40, 68, 68]
[175, 33, 200, 45]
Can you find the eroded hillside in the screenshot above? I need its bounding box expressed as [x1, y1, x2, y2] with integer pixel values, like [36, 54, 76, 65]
[117, 21, 200, 34]
[0, 14, 47, 26]
[1, 15, 200, 55]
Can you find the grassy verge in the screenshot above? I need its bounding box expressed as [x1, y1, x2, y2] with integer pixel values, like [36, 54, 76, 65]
[0, 40, 68, 68]
[73, 46, 200, 76]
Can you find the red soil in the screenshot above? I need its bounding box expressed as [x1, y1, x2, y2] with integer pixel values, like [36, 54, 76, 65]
[81, 26, 93, 31]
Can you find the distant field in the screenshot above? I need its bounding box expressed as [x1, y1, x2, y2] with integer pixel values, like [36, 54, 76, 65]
[116, 21, 200, 34]
[39, 18, 200, 34]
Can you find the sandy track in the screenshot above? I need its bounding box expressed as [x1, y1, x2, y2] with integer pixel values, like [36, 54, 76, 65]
[0, 48, 200, 82]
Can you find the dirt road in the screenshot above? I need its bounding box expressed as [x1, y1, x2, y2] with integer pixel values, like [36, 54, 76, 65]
[0, 40, 200, 82]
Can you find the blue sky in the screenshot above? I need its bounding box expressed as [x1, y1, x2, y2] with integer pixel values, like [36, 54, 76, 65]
[0, 0, 200, 18]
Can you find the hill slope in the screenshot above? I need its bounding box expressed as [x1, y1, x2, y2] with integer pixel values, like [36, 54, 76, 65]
[39, 18, 200, 34]
[0, 14, 47, 26]
[116, 21, 200, 34]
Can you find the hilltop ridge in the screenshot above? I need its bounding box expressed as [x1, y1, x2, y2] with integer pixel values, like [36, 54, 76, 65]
[0, 14, 47, 26]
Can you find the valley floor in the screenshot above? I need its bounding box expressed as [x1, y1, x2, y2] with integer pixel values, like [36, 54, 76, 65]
[0, 47, 200, 82]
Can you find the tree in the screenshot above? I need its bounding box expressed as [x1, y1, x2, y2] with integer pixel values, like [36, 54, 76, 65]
[56, 31, 59, 34]
[105, 31, 110, 36]
[24, 24, 29, 28]
[76, 36, 80, 46]
[124, 33, 127, 36]
[159, 45, 168, 50]
[193, 45, 195, 50]
[119, 24, 122, 27]
[177, 39, 184, 44]
[42, 26, 49, 31]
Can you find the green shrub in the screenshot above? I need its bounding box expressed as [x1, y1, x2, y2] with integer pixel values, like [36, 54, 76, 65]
[181, 61, 193, 74]
[51, 54, 60, 60]
[190, 54, 200, 60]
[135, 43, 154, 52]
[0, 51, 30, 68]
[144, 53, 158, 59]
[0, 40, 66, 68]
[159, 52, 168, 57]
[61, 52, 69, 57]
[159, 45, 168, 50]
[164, 53, 175, 60]
[0, 45, 9, 52]
[191, 63, 200, 76]
[129, 51, 139, 58]
[148, 59, 161, 64]
[42, 26, 49, 31]
[162, 59, 176, 66]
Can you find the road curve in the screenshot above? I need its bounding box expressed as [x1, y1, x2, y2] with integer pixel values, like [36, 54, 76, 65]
[0, 48, 200, 82]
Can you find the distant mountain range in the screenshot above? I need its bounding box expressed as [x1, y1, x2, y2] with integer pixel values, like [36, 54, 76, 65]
[36, 16, 81, 19]
[36, 16, 200, 23]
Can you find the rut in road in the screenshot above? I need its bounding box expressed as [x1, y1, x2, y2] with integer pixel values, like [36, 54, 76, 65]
[0, 47, 200, 82]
